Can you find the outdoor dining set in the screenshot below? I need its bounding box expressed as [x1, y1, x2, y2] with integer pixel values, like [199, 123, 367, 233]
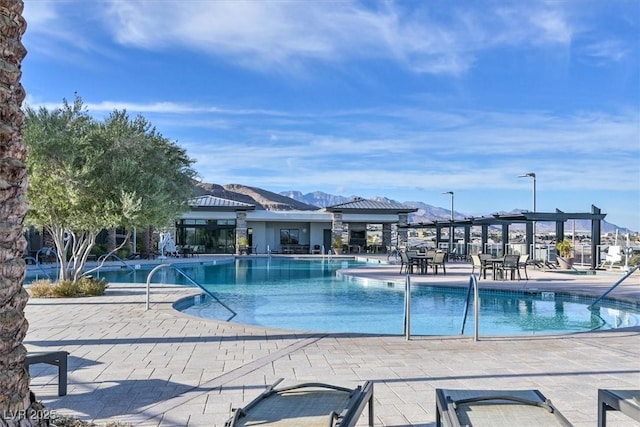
[400, 249, 530, 280]
[399, 249, 448, 275]
[471, 253, 530, 280]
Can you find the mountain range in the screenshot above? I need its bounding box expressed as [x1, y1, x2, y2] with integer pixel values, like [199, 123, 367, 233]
[280, 190, 632, 233]
[192, 182, 630, 233]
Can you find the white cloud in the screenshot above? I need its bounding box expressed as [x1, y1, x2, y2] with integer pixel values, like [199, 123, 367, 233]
[26, 0, 573, 76]
[581, 40, 630, 63]
[171, 104, 638, 194]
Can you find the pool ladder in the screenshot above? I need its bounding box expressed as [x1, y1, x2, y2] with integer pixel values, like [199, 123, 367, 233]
[404, 274, 480, 342]
[460, 274, 480, 341]
[145, 263, 236, 320]
[90, 253, 135, 279]
[25, 247, 59, 280]
[588, 265, 639, 310]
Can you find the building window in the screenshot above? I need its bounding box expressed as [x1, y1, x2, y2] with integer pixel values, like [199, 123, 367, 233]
[280, 229, 299, 245]
[175, 218, 236, 253]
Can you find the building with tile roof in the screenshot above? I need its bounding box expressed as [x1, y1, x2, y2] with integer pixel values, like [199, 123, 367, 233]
[175, 195, 417, 255]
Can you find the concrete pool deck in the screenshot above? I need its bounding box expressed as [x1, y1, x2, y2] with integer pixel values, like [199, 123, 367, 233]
[24, 256, 640, 426]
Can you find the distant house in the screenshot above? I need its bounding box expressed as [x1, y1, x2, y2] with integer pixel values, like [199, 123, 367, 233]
[175, 195, 417, 254]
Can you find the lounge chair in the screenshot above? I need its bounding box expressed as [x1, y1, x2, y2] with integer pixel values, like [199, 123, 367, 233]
[226, 378, 374, 427]
[435, 388, 572, 426]
[602, 246, 623, 269]
[598, 389, 640, 426]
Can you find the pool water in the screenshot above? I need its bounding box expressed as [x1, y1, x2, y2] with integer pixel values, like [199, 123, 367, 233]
[95, 258, 639, 336]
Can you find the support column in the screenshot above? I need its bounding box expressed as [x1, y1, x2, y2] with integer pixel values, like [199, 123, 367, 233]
[501, 223, 509, 255]
[525, 222, 534, 255]
[591, 205, 602, 270]
[463, 226, 471, 256]
[382, 223, 392, 251]
[555, 209, 566, 245]
[435, 225, 444, 249]
[332, 212, 344, 246]
[235, 211, 248, 255]
[481, 225, 488, 253]
[397, 213, 409, 247]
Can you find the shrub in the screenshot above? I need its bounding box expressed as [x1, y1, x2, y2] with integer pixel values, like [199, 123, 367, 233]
[556, 239, 573, 258]
[76, 276, 108, 296]
[54, 280, 79, 297]
[29, 279, 56, 297]
[28, 277, 108, 298]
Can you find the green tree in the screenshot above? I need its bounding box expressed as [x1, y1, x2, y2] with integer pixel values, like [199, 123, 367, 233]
[24, 95, 197, 282]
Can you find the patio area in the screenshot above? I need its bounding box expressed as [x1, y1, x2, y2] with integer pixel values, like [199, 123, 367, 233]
[24, 257, 640, 426]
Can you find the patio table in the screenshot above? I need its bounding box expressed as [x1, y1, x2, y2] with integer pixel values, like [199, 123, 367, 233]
[409, 255, 433, 274]
[486, 257, 505, 280]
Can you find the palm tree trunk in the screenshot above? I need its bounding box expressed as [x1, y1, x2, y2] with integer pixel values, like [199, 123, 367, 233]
[0, 2, 45, 425]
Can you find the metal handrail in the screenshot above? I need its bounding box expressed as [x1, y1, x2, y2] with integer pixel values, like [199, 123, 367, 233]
[97, 253, 135, 272]
[460, 274, 480, 341]
[461, 278, 473, 335]
[145, 263, 236, 320]
[35, 246, 59, 272]
[404, 275, 411, 340]
[35, 246, 57, 260]
[587, 266, 639, 310]
[24, 256, 52, 280]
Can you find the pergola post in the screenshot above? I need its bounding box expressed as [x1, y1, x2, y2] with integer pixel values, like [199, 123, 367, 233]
[555, 209, 566, 247]
[501, 223, 509, 255]
[463, 226, 471, 257]
[397, 213, 409, 247]
[591, 205, 602, 270]
[481, 225, 489, 253]
[525, 222, 534, 255]
[382, 223, 392, 251]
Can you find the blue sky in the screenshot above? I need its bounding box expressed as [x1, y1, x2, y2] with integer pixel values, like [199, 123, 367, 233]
[21, 0, 639, 230]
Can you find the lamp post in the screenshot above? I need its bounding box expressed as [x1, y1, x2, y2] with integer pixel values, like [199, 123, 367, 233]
[442, 191, 454, 254]
[518, 173, 536, 259]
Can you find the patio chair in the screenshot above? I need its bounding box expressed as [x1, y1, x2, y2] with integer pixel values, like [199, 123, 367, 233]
[429, 251, 447, 275]
[470, 254, 485, 280]
[517, 254, 529, 280]
[435, 388, 572, 427]
[399, 250, 412, 274]
[478, 254, 495, 280]
[226, 378, 374, 427]
[497, 254, 520, 280]
[598, 389, 640, 427]
[400, 250, 422, 274]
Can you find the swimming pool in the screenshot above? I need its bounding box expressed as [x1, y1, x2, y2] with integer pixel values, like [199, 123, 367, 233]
[90, 258, 639, 336]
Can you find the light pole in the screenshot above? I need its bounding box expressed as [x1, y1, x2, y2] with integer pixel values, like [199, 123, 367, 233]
[442, 191, 454, 255]
[518, 173, 536, 259]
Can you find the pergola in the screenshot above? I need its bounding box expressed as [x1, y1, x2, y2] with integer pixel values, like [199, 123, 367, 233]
[400, 205, 606, 269]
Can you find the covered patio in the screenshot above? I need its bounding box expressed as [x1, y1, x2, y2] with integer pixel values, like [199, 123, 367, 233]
[400, 205, 607, 269]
